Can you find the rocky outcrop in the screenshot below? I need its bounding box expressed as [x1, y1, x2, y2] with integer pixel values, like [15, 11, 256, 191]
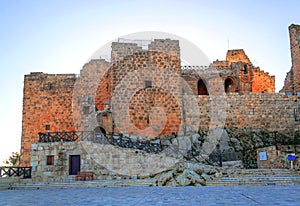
[154, 162, 222, 186]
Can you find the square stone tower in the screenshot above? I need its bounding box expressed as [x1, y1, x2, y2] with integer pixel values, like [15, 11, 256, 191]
[282, 24, 300, 95]
[290, 24, 300, 95]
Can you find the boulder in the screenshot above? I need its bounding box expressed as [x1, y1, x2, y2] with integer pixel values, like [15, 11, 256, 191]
[175, 169, 203, 186]
[156, 170, 174, 186]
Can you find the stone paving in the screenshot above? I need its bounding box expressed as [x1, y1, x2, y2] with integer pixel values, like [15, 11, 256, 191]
[0, 186, 300, 206]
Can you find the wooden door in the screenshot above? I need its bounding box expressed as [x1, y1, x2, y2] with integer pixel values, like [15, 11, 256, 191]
[69, 155, 80, 175]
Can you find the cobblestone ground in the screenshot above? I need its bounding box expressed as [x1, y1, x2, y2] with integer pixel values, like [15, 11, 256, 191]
[0, 186, 300, 206]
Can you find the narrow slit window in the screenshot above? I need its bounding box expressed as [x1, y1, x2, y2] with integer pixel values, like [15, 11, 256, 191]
[145, 81, 152, 88]
[47, 155, 54, 165]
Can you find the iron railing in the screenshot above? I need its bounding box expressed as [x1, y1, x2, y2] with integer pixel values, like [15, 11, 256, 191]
[38, 131, 162, 153]
[0, 167, 32, 178]
[38, 131, 105, 143]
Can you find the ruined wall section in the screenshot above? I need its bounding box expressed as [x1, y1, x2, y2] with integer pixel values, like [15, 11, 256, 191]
[226, 49, 251, 64]
[181, 63, 274, 95]
[211, 60, 230, 67]
[20, 73, 76, 166]
[72, 59, 110, 132]
[95, 69, 112, 111]
[197, 93, 295, 133]
[281, 70, 294, 94]
[282, 24, 300, 94]
[181, 67, 226, 95]
[181, 69, 203, 95]
[289, 24, 300, 94]
[80, 59, 110, 97]
[252, 67, 275, 93]
[211, 50, 275, 93]
[94, 68, 113, 134]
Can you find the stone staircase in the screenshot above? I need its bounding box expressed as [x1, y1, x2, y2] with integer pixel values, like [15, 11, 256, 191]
[0, 178, 155, 190]
[2, 169, 300, 189]
[206, 169, 300, 186]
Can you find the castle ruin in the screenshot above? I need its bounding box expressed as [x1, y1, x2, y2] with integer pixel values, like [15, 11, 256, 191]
[17, 25, 300, 180]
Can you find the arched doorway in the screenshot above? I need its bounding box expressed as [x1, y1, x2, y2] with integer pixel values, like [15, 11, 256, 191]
[94, 126, 106, 143]
[198, 79, 208, 95]
[224, 77, 234, 93]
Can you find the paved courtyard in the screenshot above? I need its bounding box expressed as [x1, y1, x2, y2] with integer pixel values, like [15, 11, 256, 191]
[0, 186, 300, 206]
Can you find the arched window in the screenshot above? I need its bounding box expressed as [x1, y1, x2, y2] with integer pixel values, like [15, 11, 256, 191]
[243, 64, 248, 74]
[224, 77, 234, 93]
[198, 79, 208, 95]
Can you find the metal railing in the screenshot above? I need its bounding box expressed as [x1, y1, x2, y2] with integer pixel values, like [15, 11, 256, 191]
[38, 131, 162, 153]
[0, 167, 32, 178]
[38, 131, 101, 143]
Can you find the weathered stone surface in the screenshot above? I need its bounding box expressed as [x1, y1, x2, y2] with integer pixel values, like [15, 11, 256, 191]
[154, 161, 223, 186]
[282, 24, 300, 94]
[30, 141, 180, 181]
[156, 170, 174, 186]
[175, 169, 203, 186]
[20, 29, 300, 172]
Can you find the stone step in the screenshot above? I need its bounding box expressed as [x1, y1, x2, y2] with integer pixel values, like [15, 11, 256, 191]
[223, 169, 299, 177]
[206, 176, 300, 186]
[207, 181, 299, 186]
[210, 177, 300, 182]
[1, 179, 155, 190]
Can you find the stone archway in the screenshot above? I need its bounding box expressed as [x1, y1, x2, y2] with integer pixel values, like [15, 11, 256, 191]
[198, 79, 208, 95]
[224, 77, 234, 93]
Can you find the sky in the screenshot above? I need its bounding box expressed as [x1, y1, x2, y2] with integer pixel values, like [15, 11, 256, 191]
[0, 0, 299, 164]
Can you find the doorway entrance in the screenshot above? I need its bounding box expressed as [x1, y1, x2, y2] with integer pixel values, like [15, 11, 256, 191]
[69, 155, 80, 175]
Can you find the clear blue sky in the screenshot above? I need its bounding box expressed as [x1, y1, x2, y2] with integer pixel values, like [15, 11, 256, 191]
[0, 0, 299, 163]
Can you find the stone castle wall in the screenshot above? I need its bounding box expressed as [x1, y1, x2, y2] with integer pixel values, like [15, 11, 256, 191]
[108, 40, 182, 137]
[20, 37, 291, 166]
[282, 24, 300, 94]
[30, 141, 179, 181]
[20, 73, 76, 166]
[196, 93, 297, 133]
[72, 59, 110, 132]
[252, 68, 275, 93]
[289, 24, 300, 93]
[226, 49, 251, 63]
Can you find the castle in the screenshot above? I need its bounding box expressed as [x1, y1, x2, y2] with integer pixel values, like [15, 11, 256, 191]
[18, 25, 300, 179]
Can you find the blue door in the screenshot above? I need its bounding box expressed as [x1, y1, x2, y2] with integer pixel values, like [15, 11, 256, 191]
[69, 155, 80, 175]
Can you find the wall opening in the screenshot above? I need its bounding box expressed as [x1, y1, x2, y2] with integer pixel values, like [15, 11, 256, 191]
[198, 79, 208, 95]
[69, 155, 80, 175]
[46, 155, 54, 165]
[145, 80, 152, 89]
[225, 77, 234, 93]
[243, 64, 248, 74]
